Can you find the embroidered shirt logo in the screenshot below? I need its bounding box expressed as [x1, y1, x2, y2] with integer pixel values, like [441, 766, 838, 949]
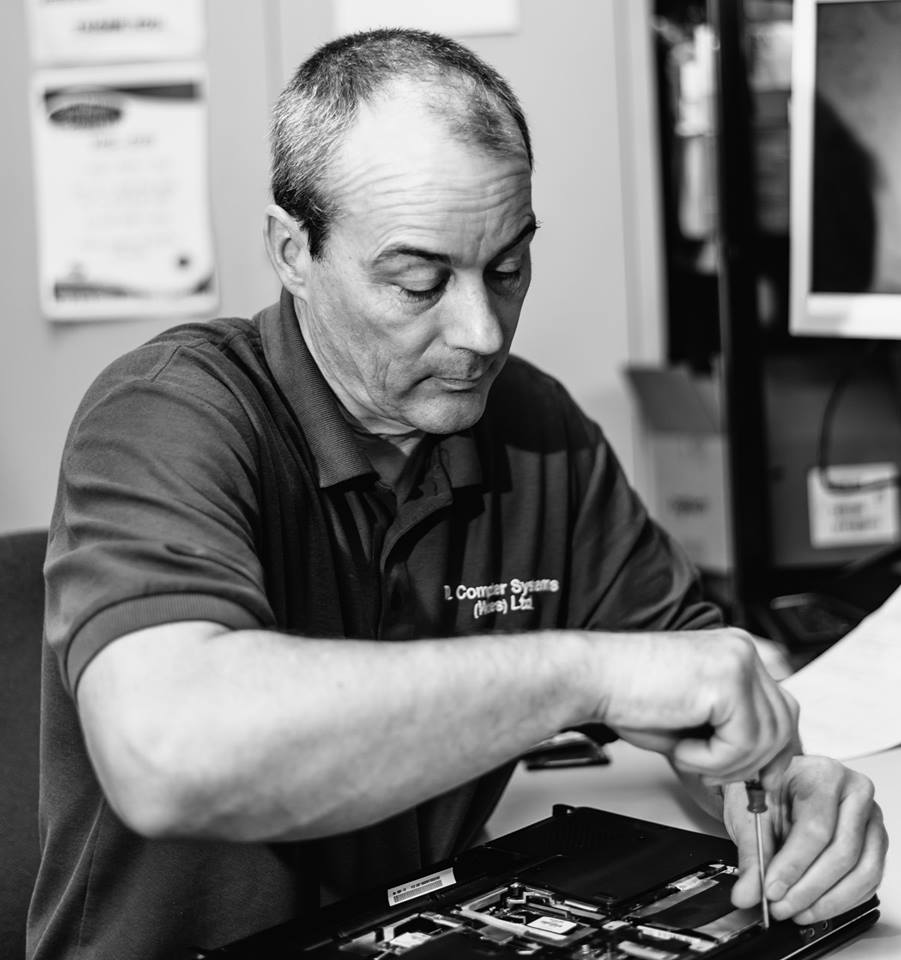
[443, 577, 560, 619]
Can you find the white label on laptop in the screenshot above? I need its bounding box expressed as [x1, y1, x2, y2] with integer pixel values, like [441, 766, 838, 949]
[389, 932, 431, 949]
[527, 916, 578, 937]
[387, 867, 456, 906]
[808, 463, 899, 548]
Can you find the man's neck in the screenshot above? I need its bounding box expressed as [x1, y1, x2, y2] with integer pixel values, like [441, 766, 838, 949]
[292, 298, 425, 488]
[351, 428, 425, 491]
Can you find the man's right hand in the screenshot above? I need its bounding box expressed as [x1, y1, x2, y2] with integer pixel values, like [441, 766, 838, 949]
[586, 628, 800, 789]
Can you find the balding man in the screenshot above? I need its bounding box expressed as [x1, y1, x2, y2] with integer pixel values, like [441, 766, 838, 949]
[28, 29, 885, 960]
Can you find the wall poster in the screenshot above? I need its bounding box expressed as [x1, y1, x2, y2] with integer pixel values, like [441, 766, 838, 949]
[31, 62, 217, 321]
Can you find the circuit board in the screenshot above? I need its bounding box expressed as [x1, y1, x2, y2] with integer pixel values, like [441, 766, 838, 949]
[328, 864, 759, 958]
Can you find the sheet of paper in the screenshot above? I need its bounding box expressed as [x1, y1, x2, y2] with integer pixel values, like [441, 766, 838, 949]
[782, 584, 901, 760]
[335, 0, 519, 38]
[31, 62, 217, 322]
[27, 0, 206, 66]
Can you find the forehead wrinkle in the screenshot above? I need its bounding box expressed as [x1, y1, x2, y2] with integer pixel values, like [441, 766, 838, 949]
[368, 202, 533, 268]
[325, 84, 531, 245]
[334, 154, 528, 209]
[335, 163, 532, 265]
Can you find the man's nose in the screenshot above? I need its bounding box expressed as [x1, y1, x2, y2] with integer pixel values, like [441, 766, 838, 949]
[443, 282, 506, 357]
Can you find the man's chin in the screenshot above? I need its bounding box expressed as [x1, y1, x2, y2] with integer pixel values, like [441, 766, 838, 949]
[408, 390, 489, 435]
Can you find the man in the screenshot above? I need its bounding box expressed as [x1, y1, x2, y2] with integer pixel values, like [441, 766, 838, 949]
[28, 29, 885, 960]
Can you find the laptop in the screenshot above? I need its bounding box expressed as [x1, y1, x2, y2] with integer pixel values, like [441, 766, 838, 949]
[202, 804, 879, 959]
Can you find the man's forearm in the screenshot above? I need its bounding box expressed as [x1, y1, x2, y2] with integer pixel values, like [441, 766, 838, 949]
[77, 623, 594, 842]
[79, 621, 800, 844]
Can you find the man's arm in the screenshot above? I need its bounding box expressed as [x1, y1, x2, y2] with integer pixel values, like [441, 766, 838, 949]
[76, 620, 796, 843]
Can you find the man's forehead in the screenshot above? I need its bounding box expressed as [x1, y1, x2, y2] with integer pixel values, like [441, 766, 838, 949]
[329, 79, 530, 202]
[344, 170, 533, 264]
[322, 90, 531, 262]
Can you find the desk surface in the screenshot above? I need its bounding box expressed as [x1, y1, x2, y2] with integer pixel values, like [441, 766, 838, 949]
[488, 742, 900, 959]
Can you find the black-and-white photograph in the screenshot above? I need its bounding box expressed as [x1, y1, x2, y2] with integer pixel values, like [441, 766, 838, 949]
[0, 3, 898, 959]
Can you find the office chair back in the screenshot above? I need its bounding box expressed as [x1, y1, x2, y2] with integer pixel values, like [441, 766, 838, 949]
[0, 529, 47, 959]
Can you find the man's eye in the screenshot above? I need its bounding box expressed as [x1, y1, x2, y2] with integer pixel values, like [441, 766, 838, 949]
[398, 277, 447, 302]
[489, 266, 523, 290]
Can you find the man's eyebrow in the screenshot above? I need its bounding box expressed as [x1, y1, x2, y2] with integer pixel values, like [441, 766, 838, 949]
[372, 216, 540, 267]
[491, 217, 540, 260]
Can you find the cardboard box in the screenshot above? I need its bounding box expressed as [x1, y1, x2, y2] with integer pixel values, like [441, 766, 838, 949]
[627, 366, 733, 573]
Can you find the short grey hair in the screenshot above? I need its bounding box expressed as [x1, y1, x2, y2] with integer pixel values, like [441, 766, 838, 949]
[270, 28, 533, 259]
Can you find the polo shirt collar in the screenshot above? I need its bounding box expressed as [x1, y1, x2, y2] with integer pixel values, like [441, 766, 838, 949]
[260, 287, 483, 491]
[437, 430, 482, 488]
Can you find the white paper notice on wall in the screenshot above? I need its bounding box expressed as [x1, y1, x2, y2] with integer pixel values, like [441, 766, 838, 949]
[31, 62, 217, 322]
[26, 0, 206, 66]
[334, 0, 519, 38]
[807, 463, 899, 548]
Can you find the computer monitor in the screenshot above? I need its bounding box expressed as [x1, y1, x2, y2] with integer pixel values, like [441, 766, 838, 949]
[790, 0, 901, 337]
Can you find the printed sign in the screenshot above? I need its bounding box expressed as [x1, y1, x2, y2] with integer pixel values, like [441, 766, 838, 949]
[27, 0, 206, 66]
[808, 463, 899, 548]
[31, 62, 217, 321]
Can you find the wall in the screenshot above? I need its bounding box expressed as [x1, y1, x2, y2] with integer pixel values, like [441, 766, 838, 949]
[0, 0, 278, 534]
[0, 0, 663, 534]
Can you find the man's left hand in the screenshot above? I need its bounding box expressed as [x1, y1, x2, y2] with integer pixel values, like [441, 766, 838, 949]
[726, 755, 887, 924]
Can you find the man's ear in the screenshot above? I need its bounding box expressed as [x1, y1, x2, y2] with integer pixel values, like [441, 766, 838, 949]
[263, 204, 313, 298]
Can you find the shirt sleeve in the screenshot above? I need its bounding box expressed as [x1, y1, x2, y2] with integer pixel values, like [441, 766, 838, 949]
[45, 345, 276, 697]
[560, 384, 724, 634]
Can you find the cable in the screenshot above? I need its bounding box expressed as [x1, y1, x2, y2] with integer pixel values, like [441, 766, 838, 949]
[815, 342, 898, 494]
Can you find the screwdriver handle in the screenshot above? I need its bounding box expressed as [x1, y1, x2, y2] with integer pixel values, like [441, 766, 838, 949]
[745, 778, 767, 814]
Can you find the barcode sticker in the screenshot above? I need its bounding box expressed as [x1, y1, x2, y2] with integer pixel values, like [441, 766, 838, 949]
[387, 867, 456, 906]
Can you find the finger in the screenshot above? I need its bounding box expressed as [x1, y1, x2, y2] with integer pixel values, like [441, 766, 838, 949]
[788, 808, 887, 924]
[675, 668, 797, 783]
[673, 705, 786, 783]
[760, 761, 845, 911]
[672, 688, 770, 779]
[612, 727, 682, 757]
[768, 788, 882, 922]
[764, 762, 864, 911]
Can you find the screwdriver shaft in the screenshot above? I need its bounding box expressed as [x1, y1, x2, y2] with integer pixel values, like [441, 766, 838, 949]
[754, 812, 770, 929]
[745, 778, 770, 930]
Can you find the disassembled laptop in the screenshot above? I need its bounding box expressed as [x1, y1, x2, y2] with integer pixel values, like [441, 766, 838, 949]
[206, 805, 878, 960]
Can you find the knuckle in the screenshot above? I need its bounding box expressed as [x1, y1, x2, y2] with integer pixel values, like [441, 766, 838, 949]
[723, 639, 758, 681]
[782, 688, 800, 720]
[853, 774, 876, 804]
[803, 820, 834, 848]
[775, 860, 805, 888]
[801, 754, 840, 781]
[832, 847, 859, 877]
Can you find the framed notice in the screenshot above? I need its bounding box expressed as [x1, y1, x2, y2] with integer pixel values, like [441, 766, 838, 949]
[335, 0, 519, 37]
[31, 62, 217, 322]
[27, 0, 206, 66]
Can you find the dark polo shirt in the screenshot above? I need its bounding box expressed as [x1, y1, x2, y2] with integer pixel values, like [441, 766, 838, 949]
[30, 290, 720, 959]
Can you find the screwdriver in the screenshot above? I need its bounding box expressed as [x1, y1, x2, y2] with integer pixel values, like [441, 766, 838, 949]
[745, 778, 770, 929]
